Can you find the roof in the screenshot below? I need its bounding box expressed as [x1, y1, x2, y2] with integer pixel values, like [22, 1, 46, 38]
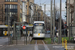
[34, 21, 44, 24]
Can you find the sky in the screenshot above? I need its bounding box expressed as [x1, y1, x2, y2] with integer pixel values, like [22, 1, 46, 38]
[34, 0, 66, 20]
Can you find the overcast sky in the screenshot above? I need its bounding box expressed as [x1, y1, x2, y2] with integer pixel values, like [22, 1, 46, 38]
[34, 0, 66, 20]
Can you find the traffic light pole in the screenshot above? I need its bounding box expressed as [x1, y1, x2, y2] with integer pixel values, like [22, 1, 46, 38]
[44, 4, 46, 31]
[69, 0, 70, 42]
[58, 0, 62, 44]
[53, 0, 55, 43]
[50, 0, 53, 43]
[7, 7, 11, 44]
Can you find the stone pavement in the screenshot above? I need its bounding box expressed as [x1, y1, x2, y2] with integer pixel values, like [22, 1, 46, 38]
[48, 43, 75, 50]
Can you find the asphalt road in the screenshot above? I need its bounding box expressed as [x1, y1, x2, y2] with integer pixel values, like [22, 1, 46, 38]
[0, 37, 8, 45]
[0, 44, 65, 50]
[0, 35, 75, 50]
[0, 37, 65, 50]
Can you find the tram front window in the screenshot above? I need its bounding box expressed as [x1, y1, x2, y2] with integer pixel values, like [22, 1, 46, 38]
[34, 26, 45, 33]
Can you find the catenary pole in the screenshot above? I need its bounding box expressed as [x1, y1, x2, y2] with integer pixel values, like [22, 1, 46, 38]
[51, 0, 53, 43]
[53, 0, 55, 43]
[8, 7, 10, 44]
[69, 0, 70, 42]
[59, 0, 62, 43]
[44, 4, 46, 31]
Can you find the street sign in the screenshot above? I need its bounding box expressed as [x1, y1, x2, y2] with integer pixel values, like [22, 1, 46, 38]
[23, 26, 26, 29]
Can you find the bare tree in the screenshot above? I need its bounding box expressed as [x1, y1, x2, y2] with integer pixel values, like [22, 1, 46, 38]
[52, 6, 64, 30]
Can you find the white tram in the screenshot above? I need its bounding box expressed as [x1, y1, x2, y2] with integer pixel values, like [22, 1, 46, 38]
[33, 21, 45, 38]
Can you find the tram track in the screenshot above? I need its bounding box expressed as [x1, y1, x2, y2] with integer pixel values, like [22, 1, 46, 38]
[34, 39, 50, 50]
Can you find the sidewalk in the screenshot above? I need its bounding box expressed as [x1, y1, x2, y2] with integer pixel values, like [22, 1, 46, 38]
[52, 43, 75, 50]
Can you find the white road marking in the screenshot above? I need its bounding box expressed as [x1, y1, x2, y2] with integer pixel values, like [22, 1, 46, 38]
[34, 40, 38, 50]
[42, 40, 50, 50]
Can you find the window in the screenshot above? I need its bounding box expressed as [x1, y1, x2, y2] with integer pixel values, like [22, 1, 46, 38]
[11, 5, 17, 9]
[5, 0, 10, 2]
[5, 4, 17, 9]
[34, 26, 45, 33]
[5, 4, 17, 25]
[5, 0, 18, 2]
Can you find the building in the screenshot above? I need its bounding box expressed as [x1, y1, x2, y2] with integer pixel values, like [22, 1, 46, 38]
[66, 0, 74, 26]
[0, 0, 22, 25]
[33, 4, 44, 21]
[21, 0, 34, 23]
[66, 0, 74, 37]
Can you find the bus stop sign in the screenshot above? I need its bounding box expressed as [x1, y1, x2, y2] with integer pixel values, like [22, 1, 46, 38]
[23, 26, 26, 29]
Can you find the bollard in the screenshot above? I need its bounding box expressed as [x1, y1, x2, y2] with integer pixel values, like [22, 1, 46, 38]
[65, 39, 67, 50]
[62, 38, 64, 47]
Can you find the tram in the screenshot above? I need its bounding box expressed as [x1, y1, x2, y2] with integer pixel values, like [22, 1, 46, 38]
[33, 21, 45, 38]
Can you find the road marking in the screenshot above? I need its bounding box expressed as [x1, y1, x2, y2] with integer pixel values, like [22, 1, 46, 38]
[34, 40, 38, 50]
[42, 40, 50, 50]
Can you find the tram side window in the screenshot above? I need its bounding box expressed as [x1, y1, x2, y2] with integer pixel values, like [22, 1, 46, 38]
[3, 28, 8, 31]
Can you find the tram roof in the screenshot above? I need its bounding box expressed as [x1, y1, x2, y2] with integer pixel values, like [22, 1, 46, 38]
[34, 21, 44, 24]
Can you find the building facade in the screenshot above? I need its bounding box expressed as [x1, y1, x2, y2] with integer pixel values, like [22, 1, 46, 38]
[66, 0, 74, 37]
[0, 0, 22, 25]
[21, 0, 34, 23]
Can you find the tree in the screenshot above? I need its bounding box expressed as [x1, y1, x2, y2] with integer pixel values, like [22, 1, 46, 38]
[52, 5, 64, 30]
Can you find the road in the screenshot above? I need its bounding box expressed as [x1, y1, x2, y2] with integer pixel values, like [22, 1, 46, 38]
[0, 35, 75, 50]
[0, 37, 65, 50]
[0, 37, 8, 45]
[0, 44, 65, 50]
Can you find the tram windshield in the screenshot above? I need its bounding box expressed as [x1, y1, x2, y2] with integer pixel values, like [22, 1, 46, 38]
[33, 25, 45, 33]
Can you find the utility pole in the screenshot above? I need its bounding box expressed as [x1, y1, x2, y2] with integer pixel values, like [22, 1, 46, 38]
[58, 0, 62, 44]
[51, 0, 53, 43]
[69, 0, 70, 42]
[44, 4, 46, 32]
[7, 7, 10, 44]
[74, 0, 75, 23]
[53, 0, 55, 43]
